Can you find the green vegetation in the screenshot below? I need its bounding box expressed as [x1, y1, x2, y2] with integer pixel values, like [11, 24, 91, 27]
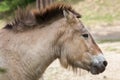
[97, 40, 120, 53]
[0, 0, 35, 12]
[105, 46, 118, 52]
[0, 0, 120, 26]
[0, 68, 6, 74]
[97, 39, 120, 44]
[71, 0, 120, 25]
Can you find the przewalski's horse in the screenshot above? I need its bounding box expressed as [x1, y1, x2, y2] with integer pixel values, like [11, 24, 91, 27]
[0, 2, 107, 80]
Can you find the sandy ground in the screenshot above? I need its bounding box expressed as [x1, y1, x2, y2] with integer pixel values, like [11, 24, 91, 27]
[43, 26, 120, 80]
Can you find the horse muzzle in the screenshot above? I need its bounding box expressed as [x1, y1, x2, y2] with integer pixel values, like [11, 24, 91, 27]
[90, 54, 108, 74]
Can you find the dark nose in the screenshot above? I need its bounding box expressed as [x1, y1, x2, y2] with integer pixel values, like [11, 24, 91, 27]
[93, 60, 108, 68]
[91, 60, 108, 74]
[103, 61, 108, 67]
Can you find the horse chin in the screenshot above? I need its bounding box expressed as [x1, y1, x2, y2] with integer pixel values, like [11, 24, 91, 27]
[72, 60, 106, 75]
[89, 66, 105, 75]
[71, 62, 90, 72]
[90, 68, 101, 75]
[77, 65, 103, 75]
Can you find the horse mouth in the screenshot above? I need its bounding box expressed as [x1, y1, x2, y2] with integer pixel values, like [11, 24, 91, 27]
[79, 63, 106, 75]
[89, 65, 106, 75]
[71, 60, 107, 75]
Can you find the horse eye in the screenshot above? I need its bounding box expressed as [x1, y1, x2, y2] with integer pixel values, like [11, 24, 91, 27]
[82, 34, 88, 38]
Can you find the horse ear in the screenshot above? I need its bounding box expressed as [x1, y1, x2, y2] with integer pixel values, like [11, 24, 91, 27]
[63, 10, 69, 19]
[63, 9, 81, 20]
[63, 10, 74, 20]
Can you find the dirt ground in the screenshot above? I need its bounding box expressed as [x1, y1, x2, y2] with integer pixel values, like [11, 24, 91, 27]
[43, 26, 120, 80]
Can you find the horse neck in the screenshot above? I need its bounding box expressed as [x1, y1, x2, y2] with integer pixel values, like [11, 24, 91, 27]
[0, 17, 66, 80]
[19, 18, 66, 79]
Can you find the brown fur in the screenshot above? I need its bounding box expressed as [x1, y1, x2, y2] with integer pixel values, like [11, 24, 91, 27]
[4, 3, 81, 32]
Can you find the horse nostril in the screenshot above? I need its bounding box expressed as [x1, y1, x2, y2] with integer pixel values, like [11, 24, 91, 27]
[103, 61, 108, 67]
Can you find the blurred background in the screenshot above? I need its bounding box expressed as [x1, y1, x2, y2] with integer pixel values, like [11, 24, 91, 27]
[0, 0, 120, 80]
